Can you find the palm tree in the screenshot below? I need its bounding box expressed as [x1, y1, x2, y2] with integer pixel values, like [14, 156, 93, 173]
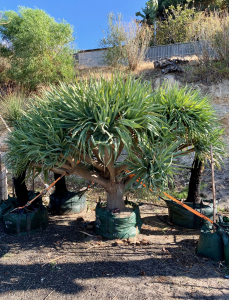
[4, 74, 225, 209]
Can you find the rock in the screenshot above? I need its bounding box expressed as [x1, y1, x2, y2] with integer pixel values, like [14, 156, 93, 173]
[141, 239, 149, 246]
[114, 240, 125, 246]
[154, 58, 184, 74]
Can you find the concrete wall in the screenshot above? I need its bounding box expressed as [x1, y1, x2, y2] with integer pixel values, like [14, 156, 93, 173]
[74, 49, 107, 68]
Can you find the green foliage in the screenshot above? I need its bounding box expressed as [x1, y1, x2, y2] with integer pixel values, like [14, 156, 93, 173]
[99, 13, 152, 70]
[5, 74, 161, 178]
[135, 0, 158, 25]
[158, 0, 228, 15]
[0, 7, 75, 90]
[0, 89, 29, 127]
[156, 3, 196, 44]
[4, 73, 225, 198]
[99, 12, 125, 67]
[153, 83, 226, 166]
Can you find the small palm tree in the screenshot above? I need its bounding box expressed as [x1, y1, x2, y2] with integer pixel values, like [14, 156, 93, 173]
[4, 75, 225, 209]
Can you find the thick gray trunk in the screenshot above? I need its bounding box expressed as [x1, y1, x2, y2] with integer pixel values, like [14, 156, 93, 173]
[107, 184, 125, 210]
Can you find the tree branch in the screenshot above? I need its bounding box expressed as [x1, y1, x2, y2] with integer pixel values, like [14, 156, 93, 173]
[104, 147, 115, 183]
[70, 162, 109, 189]
[115, 164, 128, 176]
[30, 162, 109, 190]
[79, 152, 105, 172]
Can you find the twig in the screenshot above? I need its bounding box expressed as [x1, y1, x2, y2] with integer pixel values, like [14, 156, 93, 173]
[163, 227, 172, 235]
[42, 255, 67, 267]
[43, 290, 54, 300]
[78, 230, 95, 237]
[0, 114, 11, 132]
[210, 145, 216, 225]
[86, 244, 98, 251]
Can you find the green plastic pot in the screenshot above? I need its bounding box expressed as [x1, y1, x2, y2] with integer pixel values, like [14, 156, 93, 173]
[95, 200, 142, 240]
[49, 190, 87, 215]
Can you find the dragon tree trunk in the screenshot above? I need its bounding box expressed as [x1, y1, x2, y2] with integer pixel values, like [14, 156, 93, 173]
[186, 157, 204, 204]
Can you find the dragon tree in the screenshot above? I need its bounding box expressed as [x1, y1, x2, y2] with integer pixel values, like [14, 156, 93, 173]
[4, 74, 225, 209]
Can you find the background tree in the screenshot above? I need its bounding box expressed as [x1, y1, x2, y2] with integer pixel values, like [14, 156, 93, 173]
[0, 7, 75, 90]
[99, 12, 125, 68]
[99, 13, 152, 70]
[156, 3, 196, 44]
[4, 75, 225, 209]
[135, 0, 158, 25]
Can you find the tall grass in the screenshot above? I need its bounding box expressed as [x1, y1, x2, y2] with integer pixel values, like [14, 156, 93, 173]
[190, 11, 229, 63]
[0, 89, 29, 127]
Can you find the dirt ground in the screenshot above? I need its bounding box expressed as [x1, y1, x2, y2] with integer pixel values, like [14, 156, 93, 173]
[0, 198, 229, 300]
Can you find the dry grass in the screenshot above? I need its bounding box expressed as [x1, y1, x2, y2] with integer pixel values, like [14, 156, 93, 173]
[75, 65, 127, 81]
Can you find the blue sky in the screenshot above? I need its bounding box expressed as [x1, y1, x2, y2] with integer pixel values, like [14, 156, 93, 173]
[0, 0, 146, 51]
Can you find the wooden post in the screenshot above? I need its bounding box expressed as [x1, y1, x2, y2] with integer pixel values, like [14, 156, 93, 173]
[0, 114, 14, 197]
[210, 145, 216, 224]
[32, 167, 35, 192]
[0, 144, 8, 202]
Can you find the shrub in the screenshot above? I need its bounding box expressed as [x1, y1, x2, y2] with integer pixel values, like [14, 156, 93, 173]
[99, 13, 152, 70]
[0, 7, 75, 90]
[156, 3, 196, 45]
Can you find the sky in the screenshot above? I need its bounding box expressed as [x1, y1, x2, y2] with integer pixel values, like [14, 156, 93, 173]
[0, 0, 147, 51]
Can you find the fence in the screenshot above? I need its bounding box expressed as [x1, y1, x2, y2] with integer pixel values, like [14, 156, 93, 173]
[74, 42, 202, 68]
[145, 42, 198, 61]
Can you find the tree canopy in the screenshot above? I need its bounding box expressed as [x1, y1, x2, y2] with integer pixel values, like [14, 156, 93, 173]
[0, 7, 75, 89]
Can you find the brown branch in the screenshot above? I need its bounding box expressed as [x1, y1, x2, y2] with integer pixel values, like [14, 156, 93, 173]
[173, 148, 195, 157]
[115, 164, 128, 176]
[68, 147, 105, 172]
[177, 143, 192, 151]
[30, 163, 67, 175]
[72, 162, 109, 189]
[31, 162, 109, 189]
[104, 147, 115, 183]
[116, 141, 124, 159]
[0, 20, 10, 25]
[92, 146, 103, 164]
[79, 152, 105, 172]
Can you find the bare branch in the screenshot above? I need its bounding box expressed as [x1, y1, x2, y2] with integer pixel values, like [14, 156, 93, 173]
[31, 162, 110, 189]
[71, 162, 109, 189]
[115, 164, 128, 176]
[104, 147, 115, 183]
[79, 152, 105, 172]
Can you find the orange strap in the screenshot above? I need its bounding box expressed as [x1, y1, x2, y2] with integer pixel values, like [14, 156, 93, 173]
[163, 191, 214, 225]
[127, 171, 215, 226]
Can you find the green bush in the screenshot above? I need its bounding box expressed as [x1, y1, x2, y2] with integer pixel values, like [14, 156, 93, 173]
[0, 7, 75, 90]
[156, 3, 196, 45]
